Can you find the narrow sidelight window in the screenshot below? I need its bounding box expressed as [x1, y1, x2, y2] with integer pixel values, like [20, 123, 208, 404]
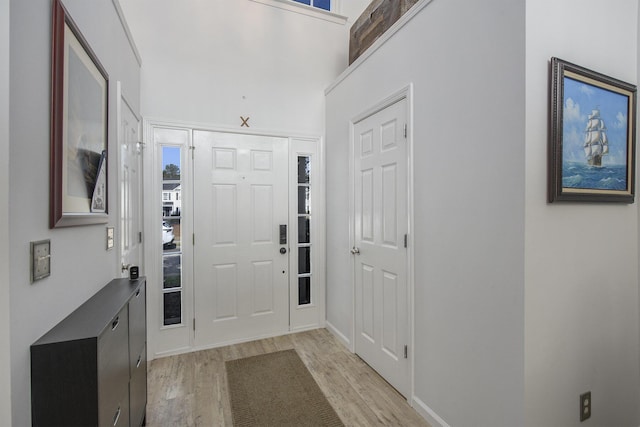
[297, 156, 312, 305]
[162, 146, 183, 326]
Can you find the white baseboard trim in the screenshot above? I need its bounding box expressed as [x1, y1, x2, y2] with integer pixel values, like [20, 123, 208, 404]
[412, 396, 450, 427]
[325, 320, 351, 350]
[290, 323, 324, 333]
[152, 346, 193, 360]
[152, 327, 325, 360]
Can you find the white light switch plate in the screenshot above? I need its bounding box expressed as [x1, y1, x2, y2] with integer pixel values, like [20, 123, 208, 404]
[31, 239, 51, 282]
[106, 227, 114, 250]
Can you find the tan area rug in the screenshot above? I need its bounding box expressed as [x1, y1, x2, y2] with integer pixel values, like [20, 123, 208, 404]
[225, 349, 344, 427]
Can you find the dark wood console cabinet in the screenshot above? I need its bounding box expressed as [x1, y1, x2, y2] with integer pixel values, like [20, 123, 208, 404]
[31, 277, 147, 427]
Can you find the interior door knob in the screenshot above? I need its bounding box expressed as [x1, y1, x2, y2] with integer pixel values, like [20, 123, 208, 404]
[350, 247, 360, 255]
[280, 247, 287, 254]
[121, 263, 131, 272]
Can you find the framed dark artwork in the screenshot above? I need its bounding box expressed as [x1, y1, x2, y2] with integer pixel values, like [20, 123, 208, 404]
[549, 57, 636, 203]
[50, 0, 109, 227]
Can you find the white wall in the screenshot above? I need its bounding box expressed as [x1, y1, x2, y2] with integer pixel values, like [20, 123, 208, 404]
[525, 1, 640, 426]
[9, 0, 140, 424]
[339, 0, 369, 25]
[0, 0, 11, 422]
[120, 0, 364, 135]
[119, 0, 368, 356]
[325, 0, 526, 425]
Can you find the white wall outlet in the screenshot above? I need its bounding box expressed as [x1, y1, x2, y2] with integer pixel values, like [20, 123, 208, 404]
[30, 239, 51, 282]
[580, 391, 591, 422]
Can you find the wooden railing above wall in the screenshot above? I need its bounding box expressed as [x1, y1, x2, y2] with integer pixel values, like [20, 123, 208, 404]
[349, 0, 419, 65]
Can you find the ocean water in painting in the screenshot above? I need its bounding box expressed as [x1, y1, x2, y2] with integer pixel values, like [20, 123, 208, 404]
[562, 161, 627, 190]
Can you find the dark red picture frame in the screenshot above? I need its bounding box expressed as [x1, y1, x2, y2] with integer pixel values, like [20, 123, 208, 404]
[549, 57, 636, 203]
[50, 0, 109, 227]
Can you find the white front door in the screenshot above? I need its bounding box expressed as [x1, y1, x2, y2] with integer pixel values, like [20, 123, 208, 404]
[119, 89, 142, 276]
[353, 99, 409, 396]
[193, 131, 289, 347]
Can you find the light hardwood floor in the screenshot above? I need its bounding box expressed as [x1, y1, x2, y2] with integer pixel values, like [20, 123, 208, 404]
[146, 328, 431, 426]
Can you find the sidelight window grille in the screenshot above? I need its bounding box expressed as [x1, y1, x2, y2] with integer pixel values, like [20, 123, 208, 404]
[162, 146, 183, 326]
[292, 0, 330, 11]
[297, 156, 312, 305]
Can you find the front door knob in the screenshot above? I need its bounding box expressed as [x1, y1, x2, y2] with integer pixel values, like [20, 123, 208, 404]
[280, 247, 287, 254]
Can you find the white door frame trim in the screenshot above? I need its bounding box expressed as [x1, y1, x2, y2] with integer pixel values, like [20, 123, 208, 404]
[348, 84, 415, 403]
[143, 121, 194, 359]
[142, 118, 326, 359]
[116, 81, 142, 277]
[143, 117, 322, 142]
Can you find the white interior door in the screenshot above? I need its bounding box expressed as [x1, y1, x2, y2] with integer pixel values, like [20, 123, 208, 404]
[119, 89, 142, 276]
[193, 131, 289, 347]
[353, 99, 409, 396]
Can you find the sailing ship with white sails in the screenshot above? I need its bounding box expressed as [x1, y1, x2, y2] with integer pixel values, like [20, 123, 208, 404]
[583, 108, 608, 166]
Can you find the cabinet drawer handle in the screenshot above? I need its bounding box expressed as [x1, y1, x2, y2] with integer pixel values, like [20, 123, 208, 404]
[111, 317, 119, 331]
[136, 354, 142, 368]
[135, 289, 141, 298]
[113, 406, 121, 426]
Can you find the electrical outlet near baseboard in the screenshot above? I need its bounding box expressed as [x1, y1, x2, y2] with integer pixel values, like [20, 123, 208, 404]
[580, 391, 591, 422]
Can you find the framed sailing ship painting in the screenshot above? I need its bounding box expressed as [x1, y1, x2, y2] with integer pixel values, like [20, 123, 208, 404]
[50, 0, 109, 227]
[549, 57, 636, 203]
